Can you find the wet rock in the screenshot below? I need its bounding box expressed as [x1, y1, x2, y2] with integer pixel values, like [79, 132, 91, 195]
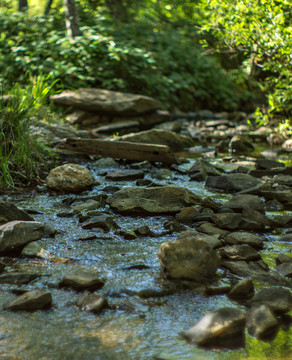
[105, 170, 144, 181]
[206, 173, 262, 193]
[228, 279, 254, 300]
[93, 157, 119, 168]
[246, 304, 279, 339]
[137, 286, 177, 298]
[51, 88, 161, 115]
[75, 292, 108, 314]
[81, 214, 119, 231]
[117, 296, 150, 313]
[3, 289, 52, 311]
[275, 262, 292, 278]
[249, 287, 292, 314]
[242, 207, 275, 230]
[188, 159, 223, 181]
[107, 186, 202, 215]
[134, 225, 154, 237]
[197, 222, 229, 237]
[0, 221, 45, 254]
[0, 272, 41, 285]
[225, 231, 264, 249]
[177, 230, 222, 249]
[275, 254, 292, 265]
[163, 220, 187, 233]
[272, 175, 292, 187]
[249, 167, 292, 178]
[255, 159, 285, 170]
[91, 120, 140, 136]
[115, 229, 137, 240]
[182, 308, 246, 347]
[223, 194, 264, 213]
[72, 199, 101, 213]
[59, 272, 105, 291]
[229, 135, 254, 154]
[212, 213, 263, 231]
[46, 164, 95, 193]
[158, 237, 219, 282]
[116, 129, 195, 151]
[0, 200, 33, 225]
[175, 207, 199, 224]
[21, 242, 50, 259]
[219, 244, 261, 261]
[282, 139, 292, 152]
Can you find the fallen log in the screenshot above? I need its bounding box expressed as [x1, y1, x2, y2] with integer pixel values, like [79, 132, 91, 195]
[57, 138, 178, 164]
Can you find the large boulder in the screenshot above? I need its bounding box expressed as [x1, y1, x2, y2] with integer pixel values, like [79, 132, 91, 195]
[206, 173, 262, 193]
[107, 186, 202, 215]
[46, 164, 95, 193]
[115, 129, 195, 151]
[158, 237, 220, 282]
[182, 308, 246, 347]
[0, 200, 33, 225]
[51, 88, 161, 116]
[0, 221, 45, 254]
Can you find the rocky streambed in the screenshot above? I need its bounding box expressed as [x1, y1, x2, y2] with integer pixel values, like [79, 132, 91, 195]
[1, 153, 292, 360]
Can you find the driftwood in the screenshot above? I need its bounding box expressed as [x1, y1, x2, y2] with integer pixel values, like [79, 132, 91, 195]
[57, 138, 178, 164]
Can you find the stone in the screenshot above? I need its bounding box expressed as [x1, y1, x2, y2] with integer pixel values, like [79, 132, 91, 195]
[158, 237, 219, 282]
[261, 191, 292, 204]
[246, 305, 279, 339]
[206, 173, 262, 193]
[249, 287, 292, 314]
[275, 262, 292, 278]
[72, 199, 101, 213]
[229, 135, 254, 154]
[189, 159, 223, 181]
[107, 186, 202, 215]
[75, 292, 108, 314]
[81, 214, 119, 231]
[116, 129, 195, 151]
[282, 139, 292, 152]
[59, 272, 105, 291]
[0, 272, 41, 285]
[212, 213, 263, 231]
[51, 88, 161, 115]
[228, 279, 254, 300]
[105, 170, 144, 181]
[0, 200, 33, 225]
[255, 159, 285, 170]
[182, 308, 246, 347]
[21, 242, 50, 259]
[175, 207, 199, 224]
[3, 289, 52, 311]
[0, 221, 45, 254]
[177, 230, 222, 249]
[275, 254, 292, 265]
[219, 244, 261, 261]
[225, 231, 264, 249]
[197, 222, 229, 237]
[46, 164, 95, 193]
[223, 194, 264, 213]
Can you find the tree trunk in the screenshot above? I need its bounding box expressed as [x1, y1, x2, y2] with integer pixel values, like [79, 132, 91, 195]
[64, 0, 81, 41]
[18, 0, 28, 12]
[44, 0, 54, 15]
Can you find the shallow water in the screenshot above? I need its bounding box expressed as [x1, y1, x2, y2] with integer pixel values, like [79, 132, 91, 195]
[1, 157, 292, 360]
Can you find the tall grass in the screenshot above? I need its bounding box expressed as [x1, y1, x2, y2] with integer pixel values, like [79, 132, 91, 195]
[0, 74, 58, 189]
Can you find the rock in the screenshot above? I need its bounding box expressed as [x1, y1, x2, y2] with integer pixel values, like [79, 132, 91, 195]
[3, 289, 52, 311]
[175, 207, 199, 224]
[158, 237, 219, 282]
[225, 231, 264, 249]
[75, 292, 108, 313]
[279, 234, 292, 242]
[261, 190, 292, 204]
[59, 272, 105, 291]
[272, 175, 292, 187]
[189, 159, 223, 181]
[0, 200, 33, 225]
[21, 242, 50, 259]
[282, 139, 292, 152]
[249, 287, 292, 314]
[91, 120, 140, 136]
[206, 173, 262, 193]
[93, 157, 119, 168]
[117, 296, 150, 313]
[275, 262, 292, 278]
[72, 199, 101, 213]
[134, 225, 154, 237]
[116, 129, 195, 151]
[163, 220, 187, 233]
[46, 164, 95, 193]
[246, 305, 279, 339]
[228, 279, 254, 300]
[249, 167, 292, 178]
[223, 194, 264, 213]
[219, 244, 261, 261]
[81, 214, 119, 231]
[177, 230, 222, 249]
[0, 221, 45, 254]
[212, 213, 263, 231]
[115, 229, 137, 240]
[229, 135, 254, 154]
[107, 186, 202, 215]
[197, 222, 229, 237]
[105, 170, 144, 181]
[182, 308, 246, 347]
[255, 159, 285, 170]
[275, 254, 292, 265]
[51, 88, 161, 115]
[0, 272, 40, 285]
[242, 207, 275, 230]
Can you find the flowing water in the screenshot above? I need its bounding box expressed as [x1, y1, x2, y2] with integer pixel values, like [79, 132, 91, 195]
[0, 157, 291, 360]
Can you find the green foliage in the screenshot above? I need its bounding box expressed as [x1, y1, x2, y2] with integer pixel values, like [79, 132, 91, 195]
[0, 10, 242, 111]
[0, 74, 57, 189]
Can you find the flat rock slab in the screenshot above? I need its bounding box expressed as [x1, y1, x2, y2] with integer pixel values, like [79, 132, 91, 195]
[219, 244, 261, 261]
[59, 272, 105, 291]
[206, 173, 262, 193]
[0, 200, 33, 225]
[0, 272, 41, 285]
[0, 221, 45, 254]
[225, 232, 264, 249]
[105, 170, 144, 181]
[249, 287, 292, 314]
[3, 290, 52, 311]
[107, 186, 202, 215]
[182, 307, 246, 347]
[51, 88, 161, 115]
[81, 214, 119, 231]
[223, 194, 264, 213]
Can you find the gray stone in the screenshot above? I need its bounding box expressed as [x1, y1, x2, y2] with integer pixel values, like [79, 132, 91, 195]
[0, 272, 40, 285]
[175, 207, 199, 224]
[51, 88, 161, 115]
[255, 159, 285, 170]
[105, 170, 144, 181]
[59, 272, 105, 291]
[0, 200, 33, 225]
[189, 159, 223, 181]
[219, 244, 261, 261]
[76, 292, 108, 314]
[46, 164, 95, 193]
[275, 262, 292, 278]
[0, 221, 45, 254]
[212, 213, 263, 231]
[158, 237, 219, 282]
[197, 222, 229, 237]
[282, 139, 292, 152]
[177, 230, 222, 249]
[228, 279, 254, 300]
[182, 308, 246, 347]
[81, 214, 119, 231]
[225, 232, 264, 249]
[249, 287, 292, 314]
[107, 186, 202, 215]
[247, 305, 279, 339]
[21, 242, 50, 259]
[206, 173, 262, 193]
[229, 135, 254, 154]
[3, 289, 52, 311]
[224, 194, 264, 213]
[72, 199, 101, 213]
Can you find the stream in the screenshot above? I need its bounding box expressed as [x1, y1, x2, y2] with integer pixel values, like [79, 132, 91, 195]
[0, 154, 292, 360]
